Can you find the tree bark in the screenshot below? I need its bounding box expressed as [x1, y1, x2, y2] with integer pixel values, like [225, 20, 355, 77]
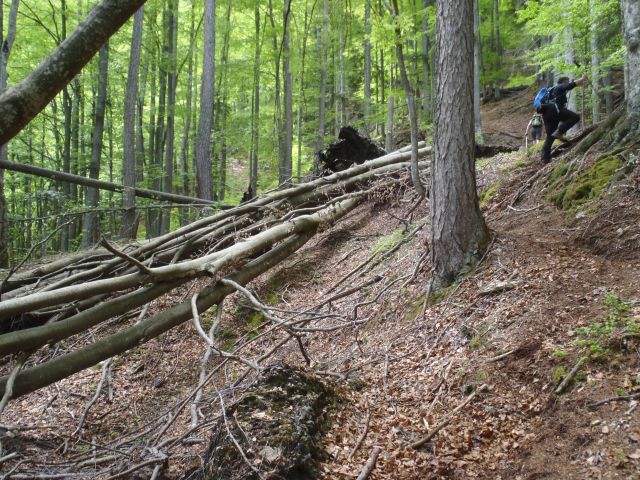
[0, 159, 216, 205]
[421, 0, 431, 118]
[0, 0, 147, 146]
[195, 0, 215, 200]
[431, 0, 489, 289]
[121, 6, 144, 239]
[474, 0, 483, 143]
[81, 43, 109, 248]
[180, 1, 195, 225]
[0, 0, 19, 268]
[622, 0, 640, 131]
[249, 5, 262, 198]
[364, 0, 372, 131]
[316, 0, 328, 152]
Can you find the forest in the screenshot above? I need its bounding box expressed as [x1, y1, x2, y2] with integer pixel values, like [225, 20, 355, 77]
[0, 0, 639, 478]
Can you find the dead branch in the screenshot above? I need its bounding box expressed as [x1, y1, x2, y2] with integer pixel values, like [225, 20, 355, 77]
[73, 358, 113, 436]
[99, 238, 153, 275]
[410, 384, 488, 449]
[587, 391, 640, 409]
[355, 446, 382, 480]
[349, 407, 372, 460]
[555, 357, 586, 395]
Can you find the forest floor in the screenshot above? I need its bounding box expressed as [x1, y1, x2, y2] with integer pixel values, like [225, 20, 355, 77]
[3, 89, 640, 479]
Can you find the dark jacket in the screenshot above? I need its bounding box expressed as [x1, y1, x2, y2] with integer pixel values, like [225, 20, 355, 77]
[550, 81, 577, 110]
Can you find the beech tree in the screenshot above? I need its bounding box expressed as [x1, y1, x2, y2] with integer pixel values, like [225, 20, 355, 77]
[431, 0, 489, 289]
[622, 0, 640, 132]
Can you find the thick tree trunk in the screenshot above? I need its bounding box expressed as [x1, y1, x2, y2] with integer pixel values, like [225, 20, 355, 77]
[121, 6, 144, 239]
[622, 0, 640, 131]
[431, 0, 489, 290]
[81, 43, 109, 248]
[589, 0, 600, 124]
[195, 0, 215, 200]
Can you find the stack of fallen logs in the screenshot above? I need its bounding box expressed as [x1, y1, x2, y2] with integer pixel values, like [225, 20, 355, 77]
[0, 143, 431, 403]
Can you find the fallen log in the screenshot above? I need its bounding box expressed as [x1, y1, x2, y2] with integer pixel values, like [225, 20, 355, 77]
[0, 159, 217, 206]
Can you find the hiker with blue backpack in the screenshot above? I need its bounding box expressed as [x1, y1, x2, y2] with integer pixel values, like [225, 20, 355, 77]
[533, 74, 588, 163]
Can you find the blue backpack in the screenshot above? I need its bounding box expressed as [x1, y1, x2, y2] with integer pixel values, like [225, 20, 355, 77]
[533, 86, 555, 111]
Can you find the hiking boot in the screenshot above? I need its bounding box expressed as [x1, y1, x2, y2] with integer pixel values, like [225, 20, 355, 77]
[551, 130, 569, 142]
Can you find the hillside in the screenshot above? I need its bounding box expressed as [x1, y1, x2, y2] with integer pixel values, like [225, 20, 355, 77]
[2, 89, 639, 479]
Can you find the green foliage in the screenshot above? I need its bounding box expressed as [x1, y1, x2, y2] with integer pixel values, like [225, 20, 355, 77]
[373, 228, 404, 256]
[546, 156, 623, 210]
[575, 292, 637, 360]
[479, 181, 499, 208]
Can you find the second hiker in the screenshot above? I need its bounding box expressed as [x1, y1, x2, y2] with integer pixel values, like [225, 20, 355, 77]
[525, 111, 544, 144]
[538, 73, 588, 163]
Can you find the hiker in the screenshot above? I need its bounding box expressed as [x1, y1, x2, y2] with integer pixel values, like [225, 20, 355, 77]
[539, 74, 589, 163]
[525, 111, 544, 144]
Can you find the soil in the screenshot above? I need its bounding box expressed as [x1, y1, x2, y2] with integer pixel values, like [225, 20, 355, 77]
[2, 89, 640, 479]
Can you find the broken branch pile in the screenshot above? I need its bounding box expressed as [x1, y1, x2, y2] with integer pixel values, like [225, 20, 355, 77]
[0, 144, 431, 401]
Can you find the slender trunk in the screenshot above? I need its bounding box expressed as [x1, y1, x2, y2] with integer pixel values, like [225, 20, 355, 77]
[249, 5, 261, 198]
[364, 0, 372, 132]
[161, 0, 178, 235]
[589, 0, 600, 124]
[0, 0, 19, 267]
[421, 0, 430, 118]
[121, 5, 144, 239]
[180, 1, 196, 225]
[281, 0, 293, 187]
[473, 0, 483, 143]
[195, 0, 215, 200]
[81, 43, 109, 248]
[385, 94, 394, 152]
[316, 0, 328, 152]
[603, 71, 614, 115]
[390, 0, 424, 197]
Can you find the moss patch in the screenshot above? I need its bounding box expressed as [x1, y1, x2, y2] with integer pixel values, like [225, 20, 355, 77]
[479, 181, 500, 208]
[546, 156, 623, 210]
[191, 365, 336, 480]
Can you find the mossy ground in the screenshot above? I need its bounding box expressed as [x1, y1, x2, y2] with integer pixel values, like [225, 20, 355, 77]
[546, 156, 623, 210]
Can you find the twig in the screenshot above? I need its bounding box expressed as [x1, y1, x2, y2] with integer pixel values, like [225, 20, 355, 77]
[355, 446, 382, 480]
[485, 349, 515, 363]
[0, 354, 29, 416]
[191, 302, 223, 427]
[587, 391, 640, 409]
[73, 358, 113, 436]
[410, 384, 488, 449]
[555, 357, 586, 395]
[99, 238, 152, 275]
[214, 382, 265, 480]
[348, 407, 371, 460]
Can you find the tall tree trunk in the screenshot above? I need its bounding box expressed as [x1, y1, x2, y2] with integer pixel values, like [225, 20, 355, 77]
[161, 0, 178, 235]
[390, 0, 424, 197]
[364, 0, 372, 132]
[622, 0, 640, 131]
[421, 0, 431, 118]
[195, 0, 215, 201]
[316, 0, 328, 152]
[473, 0, 483, 143]
[0, 0, 19, 268]
[180, 1, 196, 225]
[249, 5, 262, 198]
[603, 71, 614, 115]
[385, 93, 394, 152]
[589, 0, 600, 124]
[121, 5, 144, 239]
[431, 0, 489, 290]
[82, 43, 109, 248]
[281, 0, 293, 187]
[0, 0, 148, 146]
